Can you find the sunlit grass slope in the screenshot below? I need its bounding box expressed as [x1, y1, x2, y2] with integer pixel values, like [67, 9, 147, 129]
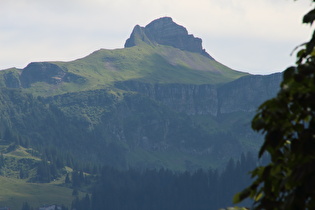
[59, 44, 246, 86]
[18, 43, 247, 96]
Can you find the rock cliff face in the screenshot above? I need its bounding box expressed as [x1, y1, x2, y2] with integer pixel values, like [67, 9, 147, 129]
[218, 73, 282, 114]
[115, 81, 219, 116]
[125, 17, 212, 58]
[20, 62, 85, 88]
[115, 73, 282, 116]
[20, 62, 66, 87]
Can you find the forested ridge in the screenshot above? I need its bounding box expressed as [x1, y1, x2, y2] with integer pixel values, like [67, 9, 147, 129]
[0, 68, 276, 209]
[0, 86, 264, 171]
[0, 86, 261, 209]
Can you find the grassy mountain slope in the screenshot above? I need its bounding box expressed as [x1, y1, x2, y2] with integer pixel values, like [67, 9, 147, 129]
[64, 44, 245, 85]
[14, 43, 246, 96]
[0, 176, 75, 209]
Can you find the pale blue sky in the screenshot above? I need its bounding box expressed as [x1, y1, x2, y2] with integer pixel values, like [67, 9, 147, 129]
[0, 0, 312, 74]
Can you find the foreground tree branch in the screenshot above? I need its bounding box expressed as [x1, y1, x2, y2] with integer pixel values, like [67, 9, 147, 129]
[234, 1, 315, 209]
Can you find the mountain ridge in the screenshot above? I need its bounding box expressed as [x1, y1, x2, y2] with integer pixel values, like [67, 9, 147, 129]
[0, 17, 247, 97]
[0, 44, 247, 96]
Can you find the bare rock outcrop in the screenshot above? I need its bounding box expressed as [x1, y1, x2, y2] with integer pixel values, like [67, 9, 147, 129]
[125, 17, 213, 59]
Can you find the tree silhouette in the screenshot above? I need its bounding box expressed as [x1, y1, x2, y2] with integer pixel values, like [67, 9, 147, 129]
[234, 1, 315, 209]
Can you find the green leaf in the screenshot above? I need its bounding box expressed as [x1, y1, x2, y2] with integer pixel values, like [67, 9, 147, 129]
[233, 189, 251, 204]
[254, 192, 263, 201]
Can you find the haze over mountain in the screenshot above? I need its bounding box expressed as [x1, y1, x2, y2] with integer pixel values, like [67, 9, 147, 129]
[0, 17, 282, 170]
[0, 16, 285, 208]
[1, 0, 310, 75]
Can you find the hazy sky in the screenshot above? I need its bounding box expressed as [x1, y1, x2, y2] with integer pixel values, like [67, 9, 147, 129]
[0, 0, 313, 74]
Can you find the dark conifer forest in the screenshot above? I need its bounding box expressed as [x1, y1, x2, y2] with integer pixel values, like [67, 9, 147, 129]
[71, 152, 263, 210]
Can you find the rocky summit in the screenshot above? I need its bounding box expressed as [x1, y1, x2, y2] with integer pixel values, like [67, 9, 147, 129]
[124, 17, 212, 58]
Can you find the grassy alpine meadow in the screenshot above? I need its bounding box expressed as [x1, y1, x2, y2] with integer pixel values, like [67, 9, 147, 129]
[0, 175, 77, 209]
[61, 44, 246, 86]
[13, 43, 247, 97]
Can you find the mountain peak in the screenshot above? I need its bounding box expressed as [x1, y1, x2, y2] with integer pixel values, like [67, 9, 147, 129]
[124, 17, 213, 59]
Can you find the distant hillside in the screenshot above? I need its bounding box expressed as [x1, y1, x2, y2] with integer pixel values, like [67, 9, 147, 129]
[0, 17, 282, 172]
[0, 17, 285, 208]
